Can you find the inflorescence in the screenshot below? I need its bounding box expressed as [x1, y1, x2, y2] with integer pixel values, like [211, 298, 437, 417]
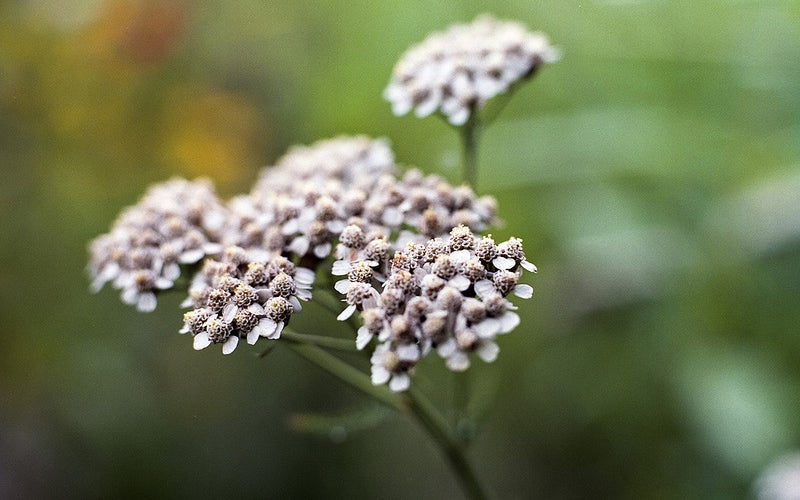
[89, 14, 551, 391]
[334, 225, 535, 391]
[384, 14, 558, 125]
[87, 178, 225, 312]
[181, 246, 314, 354]
[89, 135, 536, 387]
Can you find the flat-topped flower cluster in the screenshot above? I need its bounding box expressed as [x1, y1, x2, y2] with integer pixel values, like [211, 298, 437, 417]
[90, 14, 552, 392]
[88, 135, 536, 389]
[333, 225, 535, 391]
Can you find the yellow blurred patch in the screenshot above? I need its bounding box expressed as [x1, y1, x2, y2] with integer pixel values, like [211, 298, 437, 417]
[161, 87, 267, 188]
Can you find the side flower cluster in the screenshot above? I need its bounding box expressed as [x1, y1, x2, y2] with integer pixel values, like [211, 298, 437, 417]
[384, 14, 558, 125]
[180, 246, 314, 354]
[87, 178, 225, 312]
[336, 225, 536, 392]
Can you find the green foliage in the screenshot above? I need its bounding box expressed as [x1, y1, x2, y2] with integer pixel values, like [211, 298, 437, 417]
[1, 0, 799, 498]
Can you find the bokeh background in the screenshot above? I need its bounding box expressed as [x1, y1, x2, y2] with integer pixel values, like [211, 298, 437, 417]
[2, 1, 799, 498]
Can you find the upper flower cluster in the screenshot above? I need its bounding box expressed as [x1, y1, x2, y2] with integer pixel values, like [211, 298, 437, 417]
[384, 15, 558, 125]
[87, 178, 225, 312]
[181, 246, 314, 354]
[335, 225, 536, 391]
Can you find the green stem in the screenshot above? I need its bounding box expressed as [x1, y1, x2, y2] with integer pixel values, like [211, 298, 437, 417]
[284, 341, 406, 410]
[460, 118, 481, 189]
[284, 341, 490, 500]
[453, 371, 474, 445]
[281, 329, 359, 352]
[407, 386, 491, 500]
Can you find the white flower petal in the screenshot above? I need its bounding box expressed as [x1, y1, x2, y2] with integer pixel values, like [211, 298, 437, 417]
[389, 374, 411, 392]
[246, 328, 260, 345]
[137, 293, 157, 312]
[269, 322, 285, 339]
[493, 256, 516, 270]
[254, 318, 278, 338]
[391, 97, 413, 116]
[287, 237, 310, 256]
[334, 279, 352, 294]
[202, 243, 223, 256]
[281, 219, 300, 235]
[356, 327, 373, 350]
[247, 303, 265, 315]
[154, 278, 173, 290]
[396, 343, 419, 362]
[437, 338, 457, 358]
[371, 365, 391, 385]
[382, 207, 404, 227]
[193, 332, 211, 350]
[314, 243, 332, 259]
[449, 275, 471, 291]
[331, 260, 353, 276]
[449, 249, 471, 263]
[222, 303, 238, 324]
[474, 279, 495, 298]
[473, 318, 500, 339]
[513, 284, 533, 299]
[446, 353, 470, 372]
[121, 287, 138, 305]
[476, 341, 499, 363]
[448, 107, 470, 126]
[294, 267, 316, 285]
[163, 262, 181, 281]
[521, 260, 538, 273]
[222, 335, 239, 355]
[498, 312, 520, 333]
[179, 248, 205, 264]
[337, 304, 357, 321]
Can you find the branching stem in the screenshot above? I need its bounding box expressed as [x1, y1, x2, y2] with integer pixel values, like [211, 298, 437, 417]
[283, 340, 491, 500]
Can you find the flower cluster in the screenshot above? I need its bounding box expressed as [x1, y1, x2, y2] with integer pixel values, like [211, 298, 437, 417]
[335, 225, 536, 392]
[181, 246, 314, 354]
[222, 136, 497, 261]
[88, 14, 548, 375]
[87, 178, 225, 312]
[384, 15, 558, 125]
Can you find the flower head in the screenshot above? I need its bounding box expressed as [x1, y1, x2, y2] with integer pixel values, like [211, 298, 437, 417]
[181, 247, 314, 354]
[384, 15, 558, 125]
[338, 225, 535, 391]
[87, 178, 225, 312]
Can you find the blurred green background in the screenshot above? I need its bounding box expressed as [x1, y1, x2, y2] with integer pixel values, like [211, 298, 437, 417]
[2, 0, 799, 498]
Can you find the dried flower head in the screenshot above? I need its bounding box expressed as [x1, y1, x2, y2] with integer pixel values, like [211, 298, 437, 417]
[87, 178, 225, 312]
[384, 15, 558, 125]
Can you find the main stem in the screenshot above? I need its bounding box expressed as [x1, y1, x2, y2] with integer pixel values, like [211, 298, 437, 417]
[460, 118, 481, 190]
[284, 341, 490, 500]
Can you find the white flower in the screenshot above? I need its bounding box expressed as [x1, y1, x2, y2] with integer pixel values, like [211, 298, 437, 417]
[385, 15, 558, 125]
[370, 342, 420, 392]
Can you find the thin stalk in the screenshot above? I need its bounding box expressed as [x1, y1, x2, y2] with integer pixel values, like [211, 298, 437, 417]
[460, 118, 481, 189]
[453, 371, 474, 445]
[284, 341, 406, 411]
[284, 341, 490, 500]
[281, 329, 359, 352]
[407, 386, 491, 500]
